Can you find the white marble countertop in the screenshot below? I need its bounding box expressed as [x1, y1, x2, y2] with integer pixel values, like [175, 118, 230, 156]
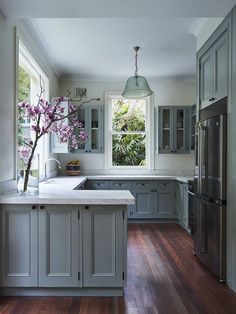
[0, 190, 134, 205]
[0, 174, 194, 205]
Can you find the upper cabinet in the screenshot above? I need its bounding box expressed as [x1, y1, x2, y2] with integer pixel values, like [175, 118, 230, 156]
[74, 104, 104, 153]
[198, 27, 228, 110]
[50, 103, 103, 154]
[158, 106, 190, 154]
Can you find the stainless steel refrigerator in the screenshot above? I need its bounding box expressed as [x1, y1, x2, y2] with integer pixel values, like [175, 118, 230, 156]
[194, 100, 227, 282]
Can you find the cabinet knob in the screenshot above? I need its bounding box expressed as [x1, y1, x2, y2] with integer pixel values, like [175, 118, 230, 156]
[151, 189, 153, 192]
[40, 205, 44, 210]
[85, 205, 89, 210]
[171, 150, 174, 153]
[32, 205, 36, 210]
[89, 150, 91, 152]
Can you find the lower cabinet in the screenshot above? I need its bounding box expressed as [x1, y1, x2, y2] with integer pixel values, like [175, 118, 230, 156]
[39, 206, 81, 287]
[154, 189, 175, 218]
[0, 205, 38, 287]
[0, 204, 126, 289]
[83, 206, 125, 287]
[131, 183, 153, 218]
[176, 182, 189, 229]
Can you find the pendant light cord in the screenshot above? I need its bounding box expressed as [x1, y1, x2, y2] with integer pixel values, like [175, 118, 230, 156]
[134, 46, 140, 77]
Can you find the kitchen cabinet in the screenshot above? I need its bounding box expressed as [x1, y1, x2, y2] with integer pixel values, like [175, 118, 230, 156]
[198, 30, 228, 109]
[130, 181, 176, 219]
[0, 204, 38, 287]
[190, 104, 196, 150]
[50, 104, 104, 154]
[154, 189, 175, 218]
[50, 101, 69, 153]
[39, 206, 81, 287]
[83, 205, 125, 287]
[176, 182, 189, 230]
[74, 104, 104, 153]
[158, 107, 190, 154]
[86, 180, 110, 190]
[131, 182, 153, 219]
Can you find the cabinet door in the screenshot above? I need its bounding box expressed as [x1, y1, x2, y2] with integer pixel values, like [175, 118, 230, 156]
[76, 107, 87, 152]
[173, 107, 190, 153]
[50, 101, 69, 153]
[154, 189, 175, 218]
[212, 32, 228, 102]
[86, 180, 109, 190]
[158, 108, 174, 153]
[0, 205, 38, 287]
[176, 182, 184, 223]
[83, 206, 124, 287]
[88, 106, 104, 153]
[200, 49, 213, 109]
[182, 183, 189, 228]
[39, 206, 80, 287]
[132, 185, 153, 219]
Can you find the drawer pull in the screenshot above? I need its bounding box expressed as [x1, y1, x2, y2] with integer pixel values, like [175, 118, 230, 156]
[40, 205, 44, 210]
[85, 205, 89, 210]
[32, 205, 36, 210]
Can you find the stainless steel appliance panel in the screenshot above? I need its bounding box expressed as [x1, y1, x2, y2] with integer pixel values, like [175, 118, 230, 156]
[196, 114, 226, 202]
[196, 198, 226, 281]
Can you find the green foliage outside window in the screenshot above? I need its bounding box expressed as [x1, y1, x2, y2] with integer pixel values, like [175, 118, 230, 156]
[112, 100, 146, 166]
[18, 65, 30, 147]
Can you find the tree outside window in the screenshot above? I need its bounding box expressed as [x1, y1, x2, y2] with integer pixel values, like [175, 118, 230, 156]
[111, 99, 146, 166]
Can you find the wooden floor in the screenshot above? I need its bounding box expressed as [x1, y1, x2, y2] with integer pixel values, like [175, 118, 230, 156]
[1, 223, 236, 314]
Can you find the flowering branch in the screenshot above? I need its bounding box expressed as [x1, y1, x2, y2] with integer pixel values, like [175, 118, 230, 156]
[18, 85, 100, 192]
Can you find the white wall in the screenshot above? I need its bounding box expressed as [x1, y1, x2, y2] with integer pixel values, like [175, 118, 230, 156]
[0, 13, 59, 187]
[59, 78, 196, 175]
[196, 18, 224, 51]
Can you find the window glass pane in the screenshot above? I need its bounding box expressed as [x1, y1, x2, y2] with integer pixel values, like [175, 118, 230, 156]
[112, 134, 146, 166]
[112, 99, 145, 132]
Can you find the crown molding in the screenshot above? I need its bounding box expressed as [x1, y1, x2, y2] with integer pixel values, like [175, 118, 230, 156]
[22, 18, 60, 77]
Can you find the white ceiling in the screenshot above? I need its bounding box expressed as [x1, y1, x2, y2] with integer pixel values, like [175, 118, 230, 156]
[1, 0, 236, 80]
[31, 18, 196, 80]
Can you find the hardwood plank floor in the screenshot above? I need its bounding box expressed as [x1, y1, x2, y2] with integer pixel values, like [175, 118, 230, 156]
[1, 223, 236, 314]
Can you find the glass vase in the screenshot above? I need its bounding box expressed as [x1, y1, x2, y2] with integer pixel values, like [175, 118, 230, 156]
[17, 154, 39, 195]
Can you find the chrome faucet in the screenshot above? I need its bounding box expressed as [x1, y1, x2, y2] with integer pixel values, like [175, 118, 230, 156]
[44, 158, 61, 181]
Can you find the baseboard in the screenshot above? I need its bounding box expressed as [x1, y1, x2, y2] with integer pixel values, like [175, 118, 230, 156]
[128, 219, 178, 224]
[0, 287, 123, 297]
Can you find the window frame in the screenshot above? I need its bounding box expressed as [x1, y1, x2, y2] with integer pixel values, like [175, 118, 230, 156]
[18, 41, 49, 179]
[105, 92, 154, 171]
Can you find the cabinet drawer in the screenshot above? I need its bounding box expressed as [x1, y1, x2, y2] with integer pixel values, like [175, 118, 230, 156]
[155, 181, 175, 189]
[110, 181, 131, 190]
[133, 181, 152, 189]
[86, 180, 109, 190]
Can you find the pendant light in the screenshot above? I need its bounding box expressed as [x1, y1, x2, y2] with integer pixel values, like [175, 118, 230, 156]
[122, 46, 153, 99]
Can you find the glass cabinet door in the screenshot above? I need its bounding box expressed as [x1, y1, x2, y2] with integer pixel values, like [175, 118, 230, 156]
[159, 108, 173, 153]
[175, 108, 185, 151]
[90, 108, 100, 151]
[76, 108, 87, 151]
[174, 107, 190, 153]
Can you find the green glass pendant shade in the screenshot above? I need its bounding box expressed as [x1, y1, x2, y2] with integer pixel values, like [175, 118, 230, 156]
[122, 75, 153, 98]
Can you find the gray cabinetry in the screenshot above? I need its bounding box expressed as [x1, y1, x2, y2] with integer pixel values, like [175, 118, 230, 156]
[154, 189, 175, 218]
[132, 182, 153, 219]
[86, 180, 109, 190]
[0, 205, 38, 287]
[74, 104, 103, 153]
[158, 107, 190, 154]
[176, 182, 189, 230]
[38, 206, 81, 287]
[83, 205, 125, 287]
[199, 30, 228, 109]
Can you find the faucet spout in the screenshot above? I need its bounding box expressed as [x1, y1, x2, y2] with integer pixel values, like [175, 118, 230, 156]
[44, 158, 61, 181]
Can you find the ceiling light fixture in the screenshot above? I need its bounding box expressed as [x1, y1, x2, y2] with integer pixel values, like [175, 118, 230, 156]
[122, 46, 153, 99]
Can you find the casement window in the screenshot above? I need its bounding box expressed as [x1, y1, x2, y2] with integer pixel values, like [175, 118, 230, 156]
[18, 41, 49, 177]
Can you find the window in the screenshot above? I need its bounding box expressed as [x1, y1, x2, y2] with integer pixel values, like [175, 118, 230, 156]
[107, 94, 152, 169]
[18, 41, 49, 177]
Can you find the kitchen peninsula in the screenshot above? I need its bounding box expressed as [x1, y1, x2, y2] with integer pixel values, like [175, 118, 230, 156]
[0, 177, 134, 297]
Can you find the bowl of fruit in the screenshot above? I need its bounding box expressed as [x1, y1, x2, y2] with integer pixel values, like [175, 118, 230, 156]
[66, 160, 80, 176]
